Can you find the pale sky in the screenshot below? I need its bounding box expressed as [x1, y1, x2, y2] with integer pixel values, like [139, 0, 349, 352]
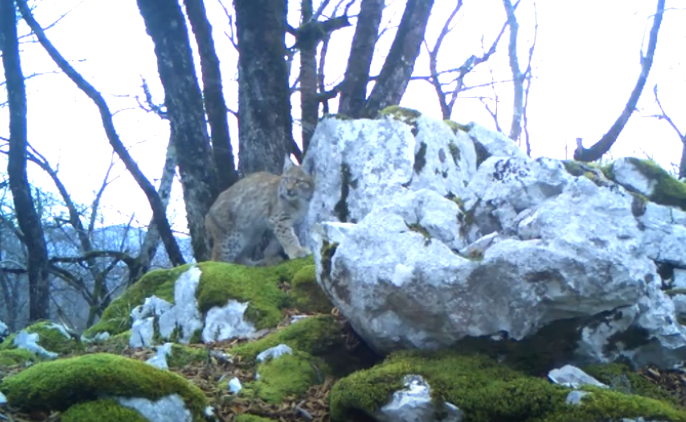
[1, 0, 684, 231]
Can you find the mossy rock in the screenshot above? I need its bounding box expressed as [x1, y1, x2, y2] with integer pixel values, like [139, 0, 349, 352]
[0, 353, 208, 422]
[86, 257, 315, 340]
[60, 399, 149, 422]
[229, 315, 342, 364]
[443, 119, 471, 134]
[582, 362, 678, 406]
[0, 320, 82, 358]
[290, 265, 333, 314]
[0, 348, 36, 366]
[611, 158, 686, 210]
[84, 265, 191, 338]
[167, 344, 208, 369]
[379, 105, 421, 136]
[329, 350, 686, 422]
[240, 351, 322, 404]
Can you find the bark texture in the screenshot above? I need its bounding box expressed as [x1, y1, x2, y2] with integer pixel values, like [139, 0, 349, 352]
[0, 0, 51, 321]
[338, 0, 384, 117]
[574, 0, 664, 162]
[299, 0, 319, 153]
[184, 0, 238, 193]
[137, 0, 218, 262]
[234, 0, 292, 175]
[362, 0, 435, 117]
[16, 0, 185, 267]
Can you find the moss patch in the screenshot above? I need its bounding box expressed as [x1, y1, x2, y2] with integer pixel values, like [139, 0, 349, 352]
[329, 350, 686, 422]
[583, 362, 678, 406]
[0, 348, 37, 366]
[0, 353, 208, 422]
[235, 415, 277, 422]
[290, 265, 333, 314]
[0, 321, 82, 358]
[84, 265, 191, 338]
[167, 344, 209, 369]
[240, 352, 321, 404]
[229, 315, 342, 364]
[613, 158, 686, 210]
[443, 119, 471, 134]
[379, 105, 421, 136]
[60, 399, 149, 422]
[196, 257, 313, 330]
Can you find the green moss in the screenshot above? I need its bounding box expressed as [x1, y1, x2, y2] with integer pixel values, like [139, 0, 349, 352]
[334, 162, 352, 222]
[229, 315, 342, 364]
[443, 120, 471, 134]
[61, 399, 149, 422]
[0, 353, 208, 422]
[613, 158, 686, 210]
[196, 258, 313, 330]
[582, 362, 678, 406]
[241, 352, 320, 404]
[448, 142, 461, 165]
[329, 351, 686, 422]
[562, 160, 586, 177]
[84, 265, 191, 338]
[26, 321, 82, 355]
[405, 222, 431, 245]
[0, 348, 37, 366]
[414, 142, 427, 173]
[167, 344, 208, 369]
[290, 265, 333, 314]
[379, 105, 421, 136]
[320, 241, 339, 278]
[631, 192, 648, 217]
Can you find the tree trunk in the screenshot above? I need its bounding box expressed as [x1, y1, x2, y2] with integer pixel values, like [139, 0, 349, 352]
[0, 0, 51, 321]
[362, 0, 435, 118]
[183, 0, 238, 193]
[299, 0, 319, 153]
[16, 0, 186, 267]
[137, 0, 218, 262]
[234, 0, 292, 175]
[338, 0, 384, 117]
[574, 0, 664, 162]
[502, 0, 524, 142]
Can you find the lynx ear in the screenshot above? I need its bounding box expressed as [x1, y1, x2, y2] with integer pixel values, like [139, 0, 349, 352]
[301, 155, 315, 177]
[283, 155, 295, 172]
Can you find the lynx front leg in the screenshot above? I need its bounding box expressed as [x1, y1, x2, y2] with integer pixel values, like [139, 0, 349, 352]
[270, 218, 311, 260]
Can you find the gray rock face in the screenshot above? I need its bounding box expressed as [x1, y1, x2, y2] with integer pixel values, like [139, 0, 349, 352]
[300, 115, 477, 249]
[305, 112, 686, 368]
[375, 375, 463, 422]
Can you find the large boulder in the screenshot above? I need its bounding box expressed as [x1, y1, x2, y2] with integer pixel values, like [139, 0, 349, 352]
[304, 108, 686, 369]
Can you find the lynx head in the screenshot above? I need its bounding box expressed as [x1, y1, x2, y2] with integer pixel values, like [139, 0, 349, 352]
[279, 156, 315, 203]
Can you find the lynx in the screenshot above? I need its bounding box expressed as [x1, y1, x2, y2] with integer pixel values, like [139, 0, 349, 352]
[205, 157, 315, 266]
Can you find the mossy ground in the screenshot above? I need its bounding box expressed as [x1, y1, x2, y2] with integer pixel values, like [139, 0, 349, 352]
[0, 353, 208, 422]
[86, 257, 317, 341]
[290, 264, 334, 314]
[240, 352, 322, 404]
[235, 415, 277, 422]
[60, 399, 149, 422]
[330, 350, 686, 422]
[0, 320, 82, 358]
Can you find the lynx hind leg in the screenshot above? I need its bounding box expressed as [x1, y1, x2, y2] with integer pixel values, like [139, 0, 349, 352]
[212, 230, 247, 263]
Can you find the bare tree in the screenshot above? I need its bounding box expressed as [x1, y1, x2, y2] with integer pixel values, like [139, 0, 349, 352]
[183, 0, 239, 192]
[16, 0, 186, 267]
[136, 0, 219, 263]
[0, 0, 51, 322]
[574, 0, 665, 162]
[234, 0, 294, 175]
[361, 0, 436, 117]
[652, 84, 686, 178]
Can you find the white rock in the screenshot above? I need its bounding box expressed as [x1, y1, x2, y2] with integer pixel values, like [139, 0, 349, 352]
[612, 157, 658, 197]
[202, 300, 257, 343]
[375, 375, 463, 422]
[131, 295, 173, 321]
[117, 394, 192, 422]
[130, 317, 155, 348]
[467, 122, 529, 160]
[548, 365, 607, 389]
[672, 269, 686, 289]
[157, 266, 204, 344]
[13, 330, 58, 359]
[228, 377, 242, 394]
[0, 391, 6, 405]
[257, 344, 293, 363]
[565, 390, 590, 405]
[146, 343, 173, 370]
